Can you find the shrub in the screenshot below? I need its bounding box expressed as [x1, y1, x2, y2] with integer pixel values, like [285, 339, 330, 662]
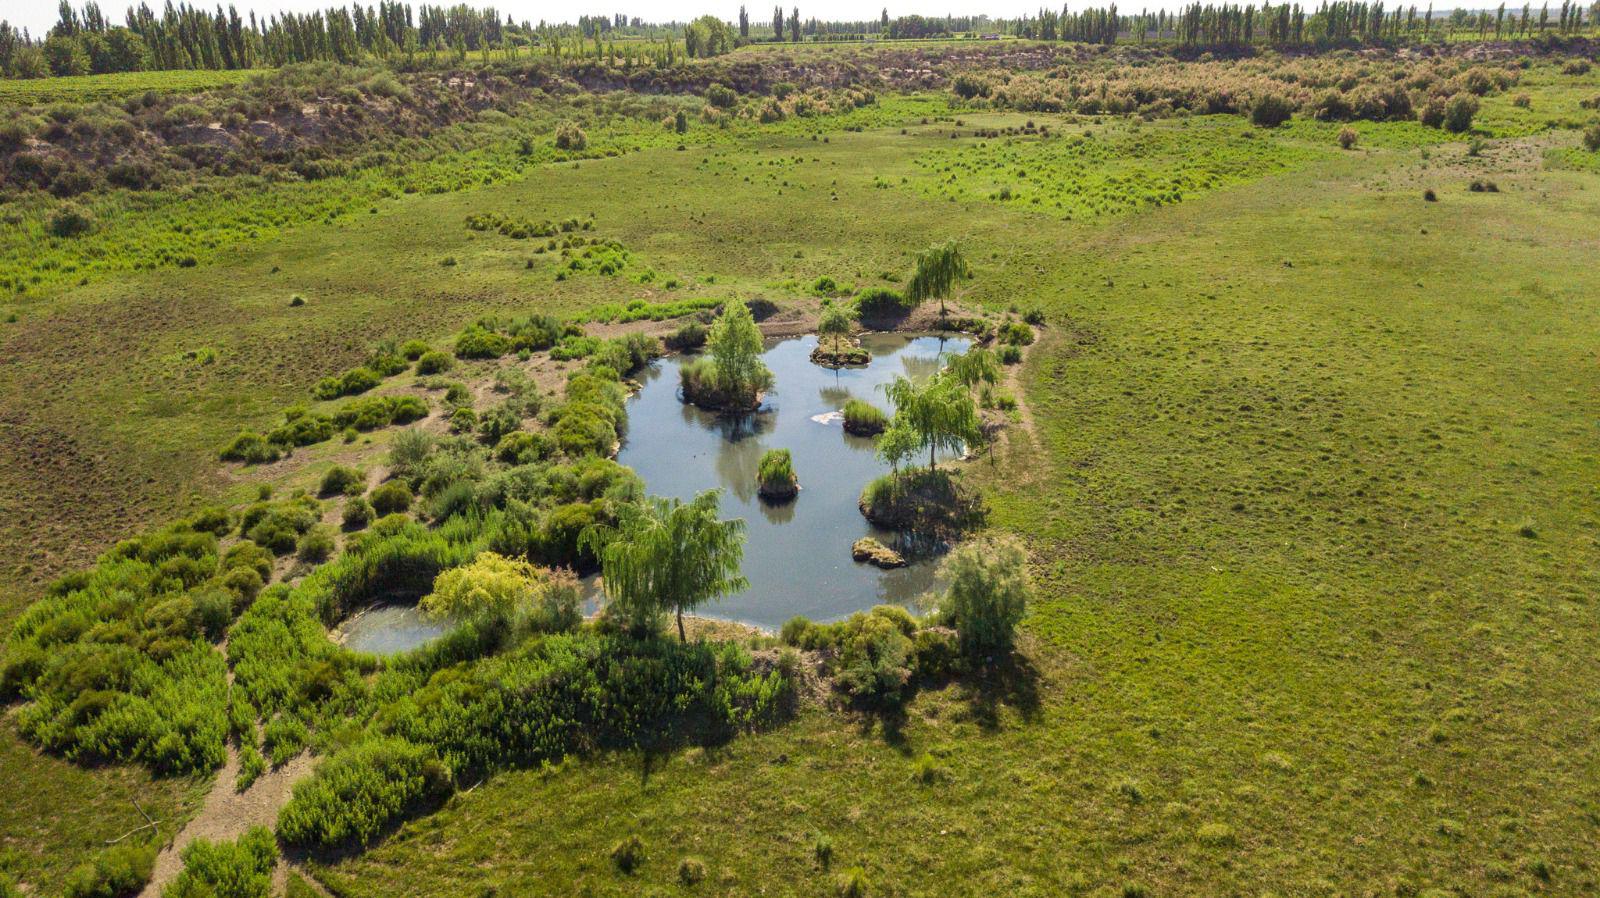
[399, 339, 430, 360]
[236, 745, 266, 792]
[319, 465, 364, 496]
[1443, 94, 1479, 133]
[1249, 93, 1293, 128]
[277, 736, 450, 850]
[842, 399, 887, 436]
[416, 350, 453, 374]
[1338, 126, 1358, 150]
[164, 827, 277, 898]
[938, 536, 1031, 657]
[49, 205, 98, 241]
[449, 407, 478, 434]
[495, 430, 551, 465]
[610, 834, 646, 874]
[855, 286, 911, 319]
[220, 432, 280, 464]
[998, 321, 1034, 346]
[342, 497, 373, 531]
[1562, 58, 1592, 76]
[554, 121, 588, 150]
[296, 525, 337, 563]
[757, 448, 798, 501]
[311, 367, 382, 401]
[705, 83, 737, 108]
[370, 480, 413, 515]
[1584, 121, 1600, 152]
[664, 321, 708, 351]
[831, 607, 917, 704]
[454, 325, 510, 359]
[262, 714, 308, 765]
[63, 841, 156, 898]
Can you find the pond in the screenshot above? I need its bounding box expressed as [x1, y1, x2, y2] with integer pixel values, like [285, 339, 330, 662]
[616, 331, 971, 630]
[337, 604, 450, 656]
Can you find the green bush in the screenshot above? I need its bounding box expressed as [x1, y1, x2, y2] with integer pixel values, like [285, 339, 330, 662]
[342, 497, 374, 531]
[319, 465, 364, 497]
[998, 321, 1034, 346]
[784, 607, 918, 705]
[370, 480, 413, 515]
[63, 841, 156, 898]
[554, 121, 587, 150]
[220, 432, 280, 464]
[399, 339, 430, 360]
[998, 344, 1023, 365]
[296, 525, 337, 563]
[49, 203, 96, 238]
[416, 350, 453, 374]
[454, 325, 510, 360]
[1443, 93, 1479, 133]
[855, 286, 911, 319]
[1250, 93, 1293, 128]
[277, 736, 450, 850]
[311, 367, 382, 401]
[938, 536, 1031, 657]
[163, 827, 276, 898]
[262, 714, 308, 765]
[665, 321, 709, 350]
[236, 744, 266, 792]
[331, 395, 428, 432]
[1583, 121, 1600, 152]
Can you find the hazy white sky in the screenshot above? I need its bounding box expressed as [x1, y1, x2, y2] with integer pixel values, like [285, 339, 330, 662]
[6, 0, 1111, 37]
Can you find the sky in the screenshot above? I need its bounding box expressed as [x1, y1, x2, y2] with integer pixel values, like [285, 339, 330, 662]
[5, 0, 1132, 37]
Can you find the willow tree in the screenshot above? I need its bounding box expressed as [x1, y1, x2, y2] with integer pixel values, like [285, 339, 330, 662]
[945, 346, 999, 392]
[583, 490, 748, 641]
[881, 373, 982, 472]
[905, 240, 970, 320]
[817, 303, 854, 352]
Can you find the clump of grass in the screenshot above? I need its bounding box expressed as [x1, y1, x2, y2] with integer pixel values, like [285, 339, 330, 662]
[813, 834, 834, 870]
[757, 448, 798, 502]
[677, 857, 707, 885]
[835, 867, 869, 898]
[842, 399, 887, 436]
[610, 834, 645, 874]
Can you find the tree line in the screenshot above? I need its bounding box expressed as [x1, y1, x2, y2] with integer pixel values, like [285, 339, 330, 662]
[1016, 0, 1597, 47]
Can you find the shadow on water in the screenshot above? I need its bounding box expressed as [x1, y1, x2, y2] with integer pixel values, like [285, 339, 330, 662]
[617, 333, 971, 630]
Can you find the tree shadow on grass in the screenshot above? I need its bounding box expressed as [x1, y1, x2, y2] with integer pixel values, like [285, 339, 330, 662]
[954, 650, 1043, 732]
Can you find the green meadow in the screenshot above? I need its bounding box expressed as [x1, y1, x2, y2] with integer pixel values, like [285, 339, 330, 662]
[2, 50, 1599, 898]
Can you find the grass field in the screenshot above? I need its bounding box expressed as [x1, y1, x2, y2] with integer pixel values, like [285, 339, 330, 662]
[2, 69, 1599, 894]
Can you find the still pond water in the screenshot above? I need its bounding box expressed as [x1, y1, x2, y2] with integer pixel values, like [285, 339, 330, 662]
[338, 331, 969, 653]
[617, 332, 969, 630]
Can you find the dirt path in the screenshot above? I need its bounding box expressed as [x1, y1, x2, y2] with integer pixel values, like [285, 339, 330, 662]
[138, 746, 315, 897]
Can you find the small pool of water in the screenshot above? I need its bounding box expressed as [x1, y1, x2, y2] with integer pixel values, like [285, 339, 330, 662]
[616, 332, 970, 629]
[337, 604, 450, 655]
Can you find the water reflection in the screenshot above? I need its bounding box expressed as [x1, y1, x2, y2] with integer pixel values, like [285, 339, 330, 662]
[338, 604, 449, 655]
[616, 332, 970, 629]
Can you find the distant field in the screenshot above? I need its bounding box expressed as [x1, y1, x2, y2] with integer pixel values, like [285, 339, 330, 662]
[0, 69, 267, 104]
